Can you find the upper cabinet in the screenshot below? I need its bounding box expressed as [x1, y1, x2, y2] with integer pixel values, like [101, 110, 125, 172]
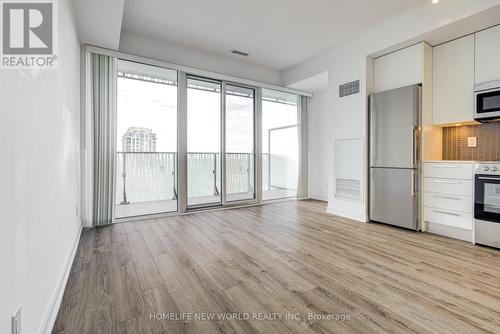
[433, 35, 475, 125]
[374, 43, 422, 92]
[475, 25, 500, 85]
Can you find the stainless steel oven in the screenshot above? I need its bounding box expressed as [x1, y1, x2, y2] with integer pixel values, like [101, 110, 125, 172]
[475, 81, 500, 122]
[474, 163, 500, 248]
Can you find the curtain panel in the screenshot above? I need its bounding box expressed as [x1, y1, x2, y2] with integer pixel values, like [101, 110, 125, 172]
[87, 52, 117, 226]
[297, 95, 309, 199]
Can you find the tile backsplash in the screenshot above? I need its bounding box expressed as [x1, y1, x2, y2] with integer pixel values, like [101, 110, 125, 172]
[442, 123, 500, 161]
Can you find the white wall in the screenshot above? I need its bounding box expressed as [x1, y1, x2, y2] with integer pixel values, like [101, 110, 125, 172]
[0, 0, 81, 333]
[308, 90, 329, 201]
[119, 31, 283, 85]
[283, 0, 500, 221]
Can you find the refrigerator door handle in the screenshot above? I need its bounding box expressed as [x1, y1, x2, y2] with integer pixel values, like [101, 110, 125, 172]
[411, 171, 414, 196]
[412, 126, 418, 166]
[411, 170, 417, 197]
[369, 95, 376, 166]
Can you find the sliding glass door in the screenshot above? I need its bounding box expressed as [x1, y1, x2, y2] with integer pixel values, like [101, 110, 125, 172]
[262, 89, 299, 200]
[224, 85, 255, 202]
[113, 63, 299, 220]
[186, 78, 256, 207]
[115, 60, 178, 218]
[187, 77, 222, 208]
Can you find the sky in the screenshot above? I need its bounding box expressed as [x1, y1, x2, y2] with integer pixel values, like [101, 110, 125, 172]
[116, 76, 298, 153]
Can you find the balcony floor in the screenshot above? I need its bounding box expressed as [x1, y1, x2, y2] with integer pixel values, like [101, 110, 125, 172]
[115, 189, 296, 218]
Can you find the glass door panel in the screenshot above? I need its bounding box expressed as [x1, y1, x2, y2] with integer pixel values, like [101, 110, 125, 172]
[268, 125, 298, 199]
[225, 85, 255, 202]
[262, 89, 299, 200]
[187, 77, 222, 207]
[115, 60, 178, 218]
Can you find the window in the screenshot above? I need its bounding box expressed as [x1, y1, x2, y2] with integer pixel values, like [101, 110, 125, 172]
[187, 77, 222, 207]
[262, 89, 299, 200]
[111, 58, 303, 220]
[115, 60, 178, 218]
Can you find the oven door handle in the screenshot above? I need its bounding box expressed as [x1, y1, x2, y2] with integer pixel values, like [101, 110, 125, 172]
[478, 176, 500, 181]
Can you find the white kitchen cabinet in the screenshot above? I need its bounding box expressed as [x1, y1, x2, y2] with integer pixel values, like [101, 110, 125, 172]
[424, 209, 473, 231]
[423, 162, 474, 179]
[423, 162, 474, 242]
[423, 178, 473, 197]
[433, 35, 475, 125]
[374, 43, 422, 92]
[424, 193, 473, 213]
[475, 25, 500, 85]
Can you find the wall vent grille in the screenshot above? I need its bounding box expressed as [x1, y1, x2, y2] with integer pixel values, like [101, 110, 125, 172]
[339, 80, 360, 97]
[335, 178, 361, 198]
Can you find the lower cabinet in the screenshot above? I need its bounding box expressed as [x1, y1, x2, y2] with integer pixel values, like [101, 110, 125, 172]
[423, 162, 474, 242]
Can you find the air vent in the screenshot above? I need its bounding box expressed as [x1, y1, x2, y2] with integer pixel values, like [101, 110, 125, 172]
[335, 178, 361, 198]
[339, 80, 360, 97]
[231, 49, 249, 57]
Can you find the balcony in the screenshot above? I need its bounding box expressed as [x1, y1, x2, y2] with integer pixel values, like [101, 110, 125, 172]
[115, 152, 296, 218]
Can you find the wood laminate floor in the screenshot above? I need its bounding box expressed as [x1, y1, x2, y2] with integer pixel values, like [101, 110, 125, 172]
[53, 200, 500, 334]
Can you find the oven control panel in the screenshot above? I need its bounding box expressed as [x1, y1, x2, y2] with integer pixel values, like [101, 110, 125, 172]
[475, 163, 500, 175]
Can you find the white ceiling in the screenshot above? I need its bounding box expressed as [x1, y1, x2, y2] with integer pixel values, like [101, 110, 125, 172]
[121, 0, 427, 71]
[288, 71, 329, 92]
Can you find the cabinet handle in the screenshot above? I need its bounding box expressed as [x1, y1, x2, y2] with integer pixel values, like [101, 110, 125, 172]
[478, 177, 500, 181]
[434, 195, 460, 201]
[432, 180, 460, 184]
[432, 165, 460, 168]
[434, 210, 461, 217]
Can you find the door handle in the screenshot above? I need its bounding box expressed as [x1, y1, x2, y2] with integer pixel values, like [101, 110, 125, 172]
[413, 126, 421, 166]
[411, 170, 417, 197]
[412, 127, 417, 165]
[411, 171, 414, 196]
[369, 98, 377, 165]
[478, 177, 500, 181]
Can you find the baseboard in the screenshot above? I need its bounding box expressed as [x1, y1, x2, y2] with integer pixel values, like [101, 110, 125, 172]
[326, 206, 368, 223]
[40, 225, 82, 334]
[309, 195, 328, 202]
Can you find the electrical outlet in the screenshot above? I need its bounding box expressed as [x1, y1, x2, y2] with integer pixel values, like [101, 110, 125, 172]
[11, 307, 21, 334]
[468, 137, 477, 148]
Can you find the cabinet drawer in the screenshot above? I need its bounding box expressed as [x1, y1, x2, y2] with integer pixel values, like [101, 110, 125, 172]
[424, 192, 472, 213]
[424, 207, 473, 230]
[424, 178, 473, 196]
[424, 163, 473, 179]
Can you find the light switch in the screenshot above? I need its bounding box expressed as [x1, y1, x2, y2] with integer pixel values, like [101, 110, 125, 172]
[468, 137, 477, 148]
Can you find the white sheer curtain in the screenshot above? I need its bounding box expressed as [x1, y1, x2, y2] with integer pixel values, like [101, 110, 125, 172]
[297, 95, 309, 199]
[85, 52, 117, 226]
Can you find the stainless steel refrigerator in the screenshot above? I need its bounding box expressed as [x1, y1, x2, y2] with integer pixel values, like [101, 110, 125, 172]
[369, 84, 421, 230]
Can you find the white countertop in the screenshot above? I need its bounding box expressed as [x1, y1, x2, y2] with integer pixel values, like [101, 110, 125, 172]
[424, 160, 475, 164]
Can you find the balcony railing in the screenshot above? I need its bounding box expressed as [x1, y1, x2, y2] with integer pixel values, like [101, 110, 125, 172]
[116, 152, 263, 205]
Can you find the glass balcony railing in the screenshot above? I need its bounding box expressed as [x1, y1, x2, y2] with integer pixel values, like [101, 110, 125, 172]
[116, 152, 260, 205]
[115, 152, 296, 217]
[116, 152, 177, 205]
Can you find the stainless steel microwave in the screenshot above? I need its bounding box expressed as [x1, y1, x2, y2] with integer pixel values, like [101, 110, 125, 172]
[475, 81, 500, 122]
